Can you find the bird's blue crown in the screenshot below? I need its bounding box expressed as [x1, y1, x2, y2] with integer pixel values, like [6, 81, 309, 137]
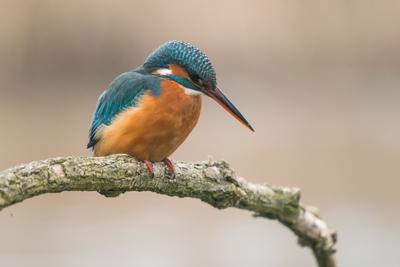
[143, 40, 217, 85]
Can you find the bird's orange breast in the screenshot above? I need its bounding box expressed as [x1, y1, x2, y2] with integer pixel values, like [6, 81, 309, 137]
[94, 79, 202, 161]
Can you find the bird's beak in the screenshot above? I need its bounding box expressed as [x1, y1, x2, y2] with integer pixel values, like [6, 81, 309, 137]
[206, 87, 254, 132]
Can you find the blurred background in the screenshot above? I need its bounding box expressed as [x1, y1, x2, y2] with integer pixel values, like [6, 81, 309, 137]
[0, 0, 399, 266]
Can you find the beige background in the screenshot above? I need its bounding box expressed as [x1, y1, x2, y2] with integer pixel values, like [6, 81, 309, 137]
[1, 1, 399, 266]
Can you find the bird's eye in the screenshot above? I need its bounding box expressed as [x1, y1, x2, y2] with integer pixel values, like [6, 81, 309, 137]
[189, 73, 201, 84]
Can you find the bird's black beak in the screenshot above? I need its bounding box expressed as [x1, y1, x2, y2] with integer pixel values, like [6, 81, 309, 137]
[206, 86, 254, 132]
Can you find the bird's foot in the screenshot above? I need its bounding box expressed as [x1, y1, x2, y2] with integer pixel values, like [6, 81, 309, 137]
[144, 160, 154, 177]
[162, 158, 176, 177]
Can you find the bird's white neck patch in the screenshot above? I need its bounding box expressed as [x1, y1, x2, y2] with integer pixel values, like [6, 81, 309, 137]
[181, 85, 202, 96]
[154, 68, 172, 76]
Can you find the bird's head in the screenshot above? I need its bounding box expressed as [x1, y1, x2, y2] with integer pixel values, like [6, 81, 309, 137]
[143, 40, 254, 132]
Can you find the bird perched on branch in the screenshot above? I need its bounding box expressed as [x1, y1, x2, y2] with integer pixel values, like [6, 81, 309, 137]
[87, 40, 254, 176]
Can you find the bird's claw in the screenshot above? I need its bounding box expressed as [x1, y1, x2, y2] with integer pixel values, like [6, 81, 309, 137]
[162, 158, 176, 177]
[144, 160, 154, 177]
[144, 159, 175, 178]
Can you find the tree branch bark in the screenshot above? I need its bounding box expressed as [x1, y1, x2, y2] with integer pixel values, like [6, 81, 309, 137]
[0, 154, 336, 267]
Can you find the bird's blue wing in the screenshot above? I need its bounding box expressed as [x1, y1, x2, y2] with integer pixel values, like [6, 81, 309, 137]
[87, 71, 160, 149]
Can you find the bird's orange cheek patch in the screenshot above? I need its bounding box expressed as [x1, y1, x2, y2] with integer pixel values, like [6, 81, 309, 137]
[168, 64, 190, 79]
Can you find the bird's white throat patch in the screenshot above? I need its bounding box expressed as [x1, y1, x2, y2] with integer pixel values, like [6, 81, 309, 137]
[154, 68, 172, 75]
[181, 86, 202, 96]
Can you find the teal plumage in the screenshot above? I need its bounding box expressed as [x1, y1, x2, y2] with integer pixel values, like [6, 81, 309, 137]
[87, 71, 160, 149]
[144, 40, 217, 85]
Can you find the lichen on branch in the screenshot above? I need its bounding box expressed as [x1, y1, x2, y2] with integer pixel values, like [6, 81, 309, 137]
[0, 154, 336, 267]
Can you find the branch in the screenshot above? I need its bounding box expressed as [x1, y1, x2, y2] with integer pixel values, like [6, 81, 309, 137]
[0, 154, 336, 267]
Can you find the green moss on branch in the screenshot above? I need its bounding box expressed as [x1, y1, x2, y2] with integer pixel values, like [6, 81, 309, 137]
[0, 154, 336, 267]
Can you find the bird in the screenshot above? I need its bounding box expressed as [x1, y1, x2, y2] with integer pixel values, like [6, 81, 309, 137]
[87, 40, 254, 176]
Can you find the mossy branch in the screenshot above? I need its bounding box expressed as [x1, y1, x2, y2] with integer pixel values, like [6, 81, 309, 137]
[0, 154, 336, 267]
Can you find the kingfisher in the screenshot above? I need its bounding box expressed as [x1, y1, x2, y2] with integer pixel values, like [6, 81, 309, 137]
[87, 41, 254, 176]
